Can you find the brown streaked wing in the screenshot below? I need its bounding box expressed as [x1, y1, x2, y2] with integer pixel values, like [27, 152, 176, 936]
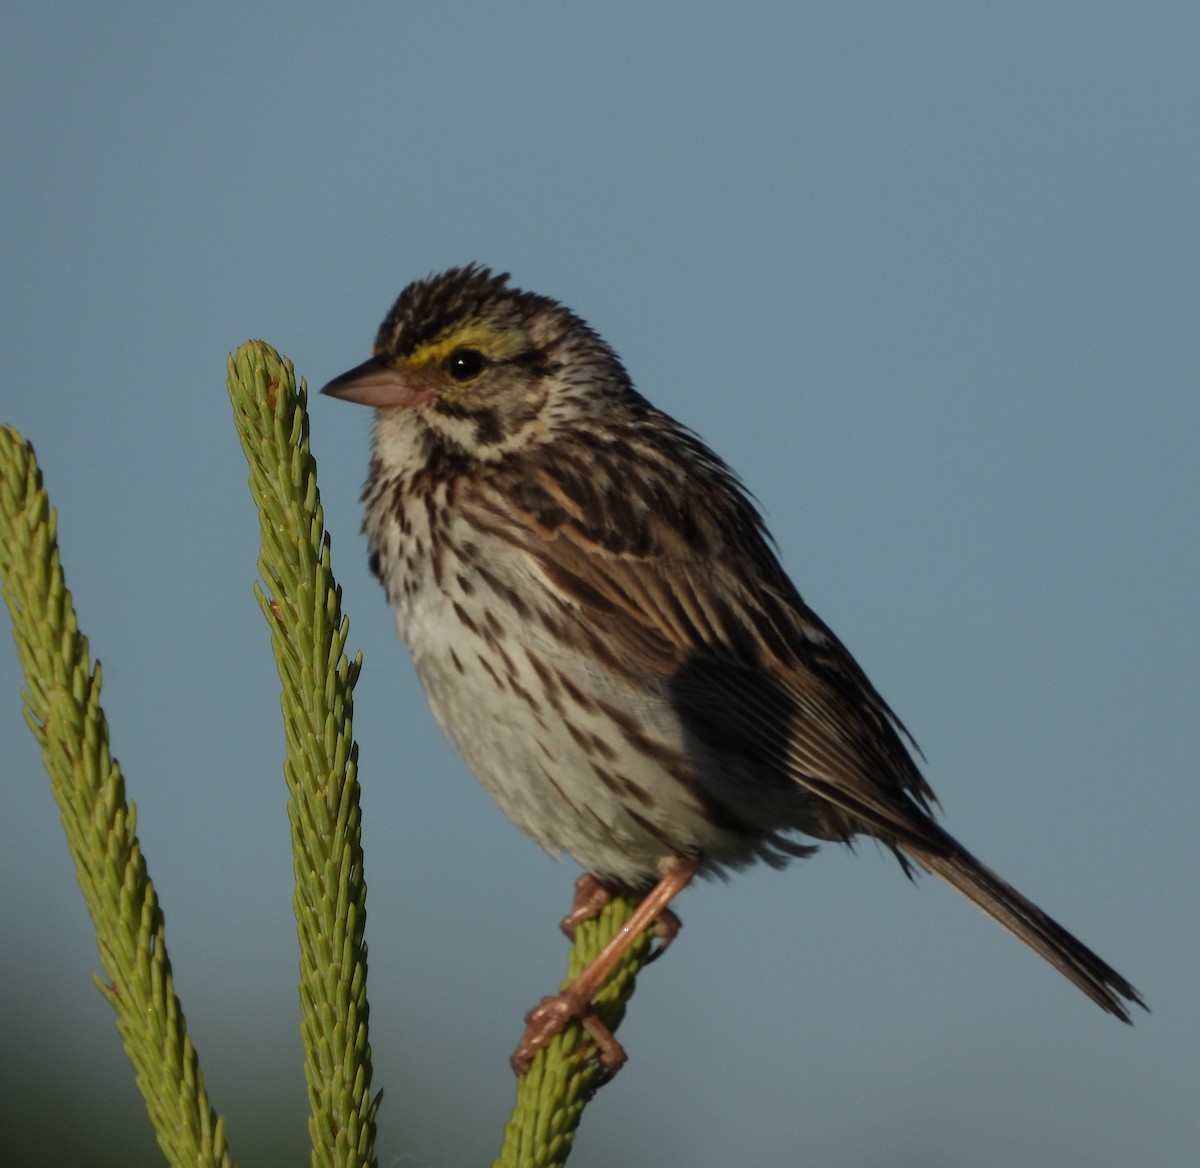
[461, 436, 948, 852]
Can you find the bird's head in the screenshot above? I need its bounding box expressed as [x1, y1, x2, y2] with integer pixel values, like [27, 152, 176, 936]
[322, 265, 632, 458]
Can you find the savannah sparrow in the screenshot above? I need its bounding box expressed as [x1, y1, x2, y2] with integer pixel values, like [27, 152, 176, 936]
[322, 265, 1143, 1074]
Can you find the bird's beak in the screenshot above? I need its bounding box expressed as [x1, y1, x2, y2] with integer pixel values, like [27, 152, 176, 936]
[320, 355, 433, 408]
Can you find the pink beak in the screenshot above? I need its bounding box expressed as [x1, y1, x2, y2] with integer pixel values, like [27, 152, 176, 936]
[320, 356, 433, 408]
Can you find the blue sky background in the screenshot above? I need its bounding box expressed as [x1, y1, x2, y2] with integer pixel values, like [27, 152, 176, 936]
[2, 4, 1196, 1166]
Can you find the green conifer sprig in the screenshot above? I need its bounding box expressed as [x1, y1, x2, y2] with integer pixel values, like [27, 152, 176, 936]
[495, 894, 654, 1168]
[226, 342, 376, 1168]
[0, 426, 233, 1168]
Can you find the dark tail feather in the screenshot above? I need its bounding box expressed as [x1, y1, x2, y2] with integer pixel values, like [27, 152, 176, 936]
[904, 829, 1146, 1021]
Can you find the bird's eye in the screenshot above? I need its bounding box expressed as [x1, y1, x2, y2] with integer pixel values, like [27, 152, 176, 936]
[445, 348, 488, 382]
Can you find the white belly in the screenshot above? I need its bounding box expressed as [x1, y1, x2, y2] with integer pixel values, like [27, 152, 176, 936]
[401, 570, 726, 884]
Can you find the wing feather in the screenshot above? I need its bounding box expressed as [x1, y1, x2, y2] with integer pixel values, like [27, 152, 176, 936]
[467, 436, 941, 851]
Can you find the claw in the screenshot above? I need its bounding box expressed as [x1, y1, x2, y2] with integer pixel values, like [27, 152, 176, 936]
[645, 906, 682, 963]
[560, 873, 612, 941]
[511, 857, 699, 1077]
[510, 991, 627, 1075]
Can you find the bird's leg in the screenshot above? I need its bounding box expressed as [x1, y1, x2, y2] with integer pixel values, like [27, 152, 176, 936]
[511, 856, 698, 1076]
[560, 872, 682, 960]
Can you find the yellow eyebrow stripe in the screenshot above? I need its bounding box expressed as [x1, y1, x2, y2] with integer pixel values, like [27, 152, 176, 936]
[407, 325, 527, 369]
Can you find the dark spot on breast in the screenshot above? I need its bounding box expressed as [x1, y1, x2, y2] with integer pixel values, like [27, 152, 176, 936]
[625, 807, 676, 848]
[589, 762, 625, 797]
[536, 759, 582, 817]
[452, 602, 480, 636]
[525, 649, 565, 715]
[588, 732, 619, 763]
[595, 699, 670, 760]
[563, 719, 591, 752]
[557, 672, 598, 715]
[492, 639, 517, 678]
[477, 564, 531, 619]
[508, 677, 541, 714]
[475, 653, 503, 687]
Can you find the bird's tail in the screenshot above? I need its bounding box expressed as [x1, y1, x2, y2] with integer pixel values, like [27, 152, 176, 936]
[903, 828, 1145, 1021]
